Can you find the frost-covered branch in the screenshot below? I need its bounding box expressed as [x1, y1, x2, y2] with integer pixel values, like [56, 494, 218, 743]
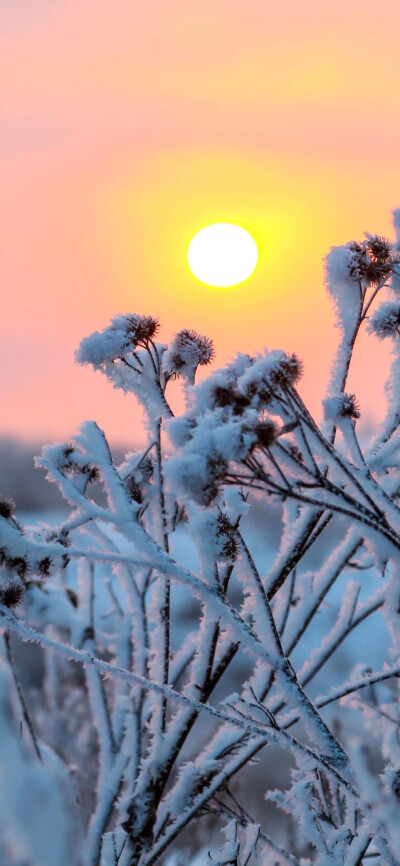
[2, 220, 400, 864]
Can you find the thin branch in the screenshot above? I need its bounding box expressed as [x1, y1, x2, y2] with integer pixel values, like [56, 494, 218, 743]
[4, 631, 42, 761]
[0, 608, 356, 795]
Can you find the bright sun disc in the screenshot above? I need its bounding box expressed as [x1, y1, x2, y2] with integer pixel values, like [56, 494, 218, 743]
[187, 223, 258, 288]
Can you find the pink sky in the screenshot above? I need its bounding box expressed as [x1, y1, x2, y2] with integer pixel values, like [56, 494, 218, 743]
[1, 0, 400, 445]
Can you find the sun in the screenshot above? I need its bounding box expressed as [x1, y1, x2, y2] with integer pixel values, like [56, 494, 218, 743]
[187, 223, 259, 288]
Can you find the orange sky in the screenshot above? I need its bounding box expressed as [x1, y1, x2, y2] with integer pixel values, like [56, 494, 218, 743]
[1, 0, 400, 445]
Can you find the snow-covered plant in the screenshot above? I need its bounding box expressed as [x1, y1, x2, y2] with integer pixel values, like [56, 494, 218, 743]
[2, 213, 400, 865]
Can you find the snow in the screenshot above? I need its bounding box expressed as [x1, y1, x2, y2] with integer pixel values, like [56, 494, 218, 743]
[162, 328, 214, 384]
[76, 314, 159, 369]
[367, 300, 400, 339]
[3, 215, 400, 863]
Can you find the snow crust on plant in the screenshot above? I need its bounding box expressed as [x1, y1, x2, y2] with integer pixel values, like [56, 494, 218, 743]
[76, 314, 159, 368]
[3, 211, 400, 865]
[367, 300, 400, 339]
[162, 328, 214, 383]
[325, 244, 362, 334]
[323, 392, 360, 424]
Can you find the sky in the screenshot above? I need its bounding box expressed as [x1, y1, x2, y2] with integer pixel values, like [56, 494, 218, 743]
[1, 0, 400, 445]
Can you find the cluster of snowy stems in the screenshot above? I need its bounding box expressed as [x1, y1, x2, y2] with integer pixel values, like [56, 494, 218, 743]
[2, 221, 400, 865]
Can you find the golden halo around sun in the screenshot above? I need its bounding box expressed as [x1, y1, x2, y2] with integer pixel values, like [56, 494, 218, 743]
[187, 223, 259, 288]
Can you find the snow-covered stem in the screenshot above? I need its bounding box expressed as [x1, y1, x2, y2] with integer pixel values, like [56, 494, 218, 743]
[151, 417, 171, 739]
[2, 223, 400, 863]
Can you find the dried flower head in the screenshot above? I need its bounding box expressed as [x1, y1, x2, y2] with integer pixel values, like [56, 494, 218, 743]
[76, 314, 159, 368]
[83, 464, 100, 483]
[125, 476, 143, 503]
[6, 556, 29, 580]
[124, 315, 159, 344]
[123, 453, 154, 503]
[365, 233, 392, 263]
[137, 456, 154, 482]
[252, 420, 279, 449]
[0, 496, 16, 520]
[324, 393, 360, 424]
[55, 444, 100, 484]
[216, 513, 238, 561]
[367, 301, 400, 339]
[274, 353, 303, 388]
[340, 393, 360, 420]
[211, 384, 251, 416]
[347, 236, 394, 285]
[243, 353, 303, 406]
[166, 329, 214, 382]
[63, 444, 75, 459]
[52, 528, 71, 548]
[37, 557, 52, 578]
[0, 581, 24, 608]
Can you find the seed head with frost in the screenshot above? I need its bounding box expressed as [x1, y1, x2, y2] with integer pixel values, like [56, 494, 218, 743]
[324, 392, 360, 423]
[163, 328, 214, 383]
[0, 497, 16, 520]
[348, 235, 395, 285]
[76, 313, 159, 368]
[0, 581, 24, 609]
[367, 301, 400, 339]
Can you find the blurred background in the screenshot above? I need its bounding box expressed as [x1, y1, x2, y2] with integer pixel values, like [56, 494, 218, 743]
[2, 0, 400, 474]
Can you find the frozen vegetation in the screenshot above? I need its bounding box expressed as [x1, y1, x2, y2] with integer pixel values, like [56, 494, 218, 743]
[1, 215, 400, 863]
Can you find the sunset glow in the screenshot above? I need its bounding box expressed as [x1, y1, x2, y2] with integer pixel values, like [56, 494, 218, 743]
[1, 1, 400, 443]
